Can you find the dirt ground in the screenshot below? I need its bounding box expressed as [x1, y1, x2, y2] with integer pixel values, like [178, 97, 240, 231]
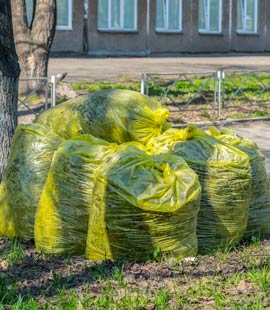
[48, 54, 270, 82]
[1, 236, 270, 309]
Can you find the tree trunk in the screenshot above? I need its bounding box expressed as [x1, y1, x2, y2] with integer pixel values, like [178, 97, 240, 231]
[0, 0, 20, 181]
[11, 0, 56, 94]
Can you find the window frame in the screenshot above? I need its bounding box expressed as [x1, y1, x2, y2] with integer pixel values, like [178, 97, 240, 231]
[155, 0, 183, 33]
[56, 0, 73, 31]
[98, 0, 138, 32]
[198, 0, 222, 34]
[237, 0, 258, 34]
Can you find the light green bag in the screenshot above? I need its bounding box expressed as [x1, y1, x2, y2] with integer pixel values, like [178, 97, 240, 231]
[208, 126, 270, 236]
[147, 125, 251, 252]
[85, 145, 201, 261]
[0, 124, 63, 239]
[35, 89, 171, 144]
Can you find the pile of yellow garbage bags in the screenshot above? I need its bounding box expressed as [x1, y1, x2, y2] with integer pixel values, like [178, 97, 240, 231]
[1, 89, 269, 261]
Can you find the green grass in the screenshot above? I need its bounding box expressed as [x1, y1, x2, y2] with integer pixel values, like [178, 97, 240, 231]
[18, 93, 43, 105]
[1, 236, 270, 309]
[227, 110, 270, 120]
[7, 239, 25, 264]
[69, 74, 270, 123]
[248, 266, 270, 293]
[71, 81, 141, 93]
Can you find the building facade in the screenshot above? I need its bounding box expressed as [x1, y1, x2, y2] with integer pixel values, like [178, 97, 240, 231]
[49, 0, 270, 55]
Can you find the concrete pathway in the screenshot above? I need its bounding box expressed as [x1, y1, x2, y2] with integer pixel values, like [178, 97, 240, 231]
[48, 54, 270, 82]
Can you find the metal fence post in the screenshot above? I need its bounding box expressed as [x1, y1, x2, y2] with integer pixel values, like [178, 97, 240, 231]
[140, 73, 145, 95]
[221, 71, 225, 109]
[45, 77, 49, 110]
[145, 74, 149, 96]
[214, 73, 217, 107]
[51, 75, 56, 107]
[217, 70, 222, 118]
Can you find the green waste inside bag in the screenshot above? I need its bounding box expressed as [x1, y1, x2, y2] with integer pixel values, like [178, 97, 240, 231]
[35, 135, 119, 255]
[0, 124, 64, 240]
[147, 125, 251, 252]
[85, 144, 201, 261]
[35, 89, 171, 144]
[208, 126, 270, 236]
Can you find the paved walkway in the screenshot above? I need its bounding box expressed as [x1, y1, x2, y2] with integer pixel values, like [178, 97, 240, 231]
[48, 54, 270, 82]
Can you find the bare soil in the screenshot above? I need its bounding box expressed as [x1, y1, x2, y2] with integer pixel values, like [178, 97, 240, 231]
[1, 236, 270, 308]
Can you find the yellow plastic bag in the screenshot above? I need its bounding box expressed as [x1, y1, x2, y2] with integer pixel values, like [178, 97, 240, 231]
[0, 124, 63, 239]
[208, 126, 270, 236]
[147, 125, 251, 251]
[35, 90, 171, 144]
[85, 144, 201, 261]
[35, 98, 92, 139]
[35, 135, 119, 255]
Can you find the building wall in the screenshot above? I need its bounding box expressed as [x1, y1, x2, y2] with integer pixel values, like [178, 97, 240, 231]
[51, 0, 84, 53]
[265, 0, 270, 51]
[51, 0, 270, 55]
[231, 0, 268, 52]
[190, 0, 231, 53]
[88, 0, 148, 56]
[148, 0, 192, 53]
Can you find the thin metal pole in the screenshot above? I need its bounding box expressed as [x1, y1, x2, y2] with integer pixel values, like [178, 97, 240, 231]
[221, 71, 225, 108]
[214, 75, 217, 107]
[140, 73, 145, 95]
[45, 77, 48, 110]
[217, 70, 221, 118]
[51, 75, 56, 107]
[146, 74, 149, 96]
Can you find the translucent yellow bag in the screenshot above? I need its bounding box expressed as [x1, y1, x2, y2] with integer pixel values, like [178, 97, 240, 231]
[85, 144, 201, 261]
[0, 124, 63, 239]
[147, 125, 251, 252]
[35, 135, 119, 255]
[208, 126, 270, 236]
[36, 89, 171, 144]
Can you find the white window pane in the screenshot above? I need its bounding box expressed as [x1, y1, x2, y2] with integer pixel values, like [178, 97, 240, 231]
[25, 0, 34, 26]
[199, 0, 207, 30]
[156, 0, 165, 29]
[98, 0, 108, 28]
[168, 0, 180, 30]
[57, 0, 69, 26]
[237, 0, 243, 30]
[209, 0, 220, 31]
[124, 0, 135, 29]
[111, 0, 120, 28]
[246, 0, 256, 32]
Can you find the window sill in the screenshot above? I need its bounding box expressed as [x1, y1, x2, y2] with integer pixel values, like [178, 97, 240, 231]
[56, 26, 73, 31]
[237, 31, 259, 36]
[98, 29, 138, 33]
[199, 31, 223, 36]
[155, 30, 183, 34]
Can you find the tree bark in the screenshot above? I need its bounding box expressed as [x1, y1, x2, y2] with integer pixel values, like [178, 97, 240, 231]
[11, 0, 56, 93]
[0, 0, 20, 181]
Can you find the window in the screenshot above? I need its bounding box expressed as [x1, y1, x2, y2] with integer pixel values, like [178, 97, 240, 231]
[237, 0, 258, 33]
[56, 0, 73, 30]
[98, 0, 137, 31]
[156, 0, 182, 32]
[25, 0, 72, 30]
[199, 0, 222, 33]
